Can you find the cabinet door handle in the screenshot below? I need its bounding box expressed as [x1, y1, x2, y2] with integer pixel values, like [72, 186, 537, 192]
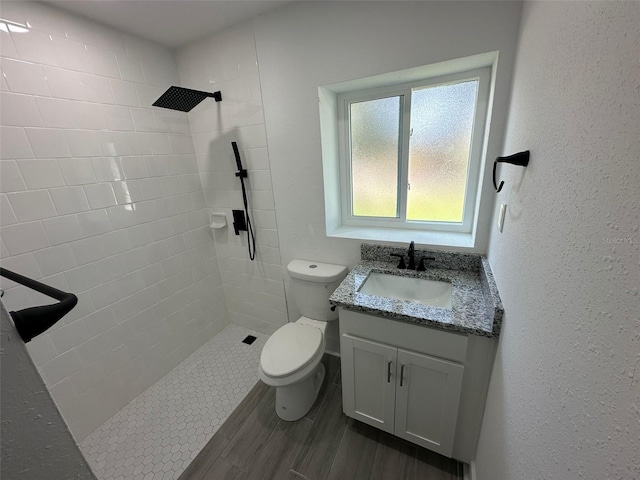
[400, 364, 405, 387]
[387, 361, 392, 383]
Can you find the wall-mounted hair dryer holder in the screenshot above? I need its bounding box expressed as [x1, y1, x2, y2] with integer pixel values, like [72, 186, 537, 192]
[493, 150, 530, 192]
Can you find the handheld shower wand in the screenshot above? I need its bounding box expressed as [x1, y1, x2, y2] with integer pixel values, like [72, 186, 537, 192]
[231, 142, 256, 261]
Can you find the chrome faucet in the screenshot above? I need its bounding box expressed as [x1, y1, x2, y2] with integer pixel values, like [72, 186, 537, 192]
[407, 241, 416, 270]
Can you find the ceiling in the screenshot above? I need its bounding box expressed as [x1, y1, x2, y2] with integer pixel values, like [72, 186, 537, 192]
[46, 0, 295, 48]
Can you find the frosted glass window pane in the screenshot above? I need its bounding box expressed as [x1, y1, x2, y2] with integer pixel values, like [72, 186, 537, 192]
[407, 80, 478, 222]
[350, 96, 400, 218]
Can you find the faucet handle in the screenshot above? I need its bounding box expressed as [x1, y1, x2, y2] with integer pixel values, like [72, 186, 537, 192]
[417, 256, 436, 271]
[390, 254, 406, 269]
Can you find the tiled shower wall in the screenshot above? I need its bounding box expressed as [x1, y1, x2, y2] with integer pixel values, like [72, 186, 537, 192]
[177, 23, 287, 336]
[0, 2, 228, 440]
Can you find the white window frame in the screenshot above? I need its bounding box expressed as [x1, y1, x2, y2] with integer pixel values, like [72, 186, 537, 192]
[337, 67, 491, 234]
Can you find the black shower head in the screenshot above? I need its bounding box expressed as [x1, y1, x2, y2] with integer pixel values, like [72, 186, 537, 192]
[152, 86, 222, 112]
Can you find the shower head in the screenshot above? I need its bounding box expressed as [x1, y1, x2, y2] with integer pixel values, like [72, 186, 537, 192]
[152, 86, 222, 112]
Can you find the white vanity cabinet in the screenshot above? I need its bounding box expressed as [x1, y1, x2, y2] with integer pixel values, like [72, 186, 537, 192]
[339, 309, 495, 462]
[341, 333, 464, 456]
[340, 334, 397, 434]
[394, 347, 464, 453]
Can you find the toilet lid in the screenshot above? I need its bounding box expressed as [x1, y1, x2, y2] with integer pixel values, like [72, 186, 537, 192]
[261, 323, 323, 378]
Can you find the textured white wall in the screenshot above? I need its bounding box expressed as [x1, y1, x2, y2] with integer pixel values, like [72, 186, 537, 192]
[476, 2, 640, 479]
[252, 1, 522, 343]
[0, 1, 227, 440]
[1, 304, 97, 479]
[176, 23, 287, 336]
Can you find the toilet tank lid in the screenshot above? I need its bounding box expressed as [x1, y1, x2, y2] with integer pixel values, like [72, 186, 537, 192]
[287, 259, 347, 283]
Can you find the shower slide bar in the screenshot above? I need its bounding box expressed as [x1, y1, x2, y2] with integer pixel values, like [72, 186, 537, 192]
[0, 268, 77, 343]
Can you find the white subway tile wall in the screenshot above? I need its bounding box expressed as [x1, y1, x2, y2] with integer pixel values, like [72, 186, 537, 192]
[0, 2, 228, 440]
[177, 22, 287, 336]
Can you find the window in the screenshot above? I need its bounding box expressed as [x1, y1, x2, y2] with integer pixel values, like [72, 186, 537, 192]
[337, 68, 490, 234]
[319, 53, 499, 248]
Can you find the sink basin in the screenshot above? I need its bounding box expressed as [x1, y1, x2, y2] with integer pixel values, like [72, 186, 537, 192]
[358, 272, 452, 308]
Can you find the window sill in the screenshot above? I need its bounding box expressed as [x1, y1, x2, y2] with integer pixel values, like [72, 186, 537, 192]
[327, 225, 476, 249]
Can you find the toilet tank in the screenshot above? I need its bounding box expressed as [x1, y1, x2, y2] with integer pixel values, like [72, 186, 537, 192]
[287, 259, 347, 321]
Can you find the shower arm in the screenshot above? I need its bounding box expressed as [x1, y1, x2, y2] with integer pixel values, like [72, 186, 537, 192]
[195, 89, 222, 102]
[0, 267, 77, 343]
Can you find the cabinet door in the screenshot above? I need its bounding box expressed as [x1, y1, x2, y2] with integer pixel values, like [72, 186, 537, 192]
[341, 333, 397, 434]
[394, 348, 464, 457]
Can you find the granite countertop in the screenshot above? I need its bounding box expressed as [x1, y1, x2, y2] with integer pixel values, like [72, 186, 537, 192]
[329, 244, 504, 338]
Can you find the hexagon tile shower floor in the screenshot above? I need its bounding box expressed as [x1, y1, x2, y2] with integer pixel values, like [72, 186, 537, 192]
[80, 325, 267, 480]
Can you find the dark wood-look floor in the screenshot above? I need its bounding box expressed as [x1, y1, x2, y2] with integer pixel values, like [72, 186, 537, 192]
[178, 355, 463, 480]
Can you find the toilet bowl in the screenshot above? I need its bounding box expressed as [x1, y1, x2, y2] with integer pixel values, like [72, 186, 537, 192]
[259, 318, 327, 421]
[258, 259, 347, 421]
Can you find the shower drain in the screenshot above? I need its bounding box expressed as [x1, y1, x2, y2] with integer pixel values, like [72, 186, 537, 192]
[242, 335, 257, 345]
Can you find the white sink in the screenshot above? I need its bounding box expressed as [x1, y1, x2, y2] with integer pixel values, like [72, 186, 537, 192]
[359, 272, 452, 309]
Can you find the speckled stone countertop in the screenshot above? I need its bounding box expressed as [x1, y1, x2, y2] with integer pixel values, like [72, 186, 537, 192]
[329, 244, 504, 338]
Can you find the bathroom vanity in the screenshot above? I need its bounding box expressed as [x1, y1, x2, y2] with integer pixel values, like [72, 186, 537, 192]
[329, 244, 503, 463]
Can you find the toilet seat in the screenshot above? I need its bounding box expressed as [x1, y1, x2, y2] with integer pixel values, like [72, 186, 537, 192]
[260, 323, 323, 378]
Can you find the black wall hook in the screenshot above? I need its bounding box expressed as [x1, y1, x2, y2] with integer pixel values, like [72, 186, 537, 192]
[493, 150, 530, 192]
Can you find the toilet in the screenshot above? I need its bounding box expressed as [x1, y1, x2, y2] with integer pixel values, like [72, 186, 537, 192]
[259, 259, 347, 421]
